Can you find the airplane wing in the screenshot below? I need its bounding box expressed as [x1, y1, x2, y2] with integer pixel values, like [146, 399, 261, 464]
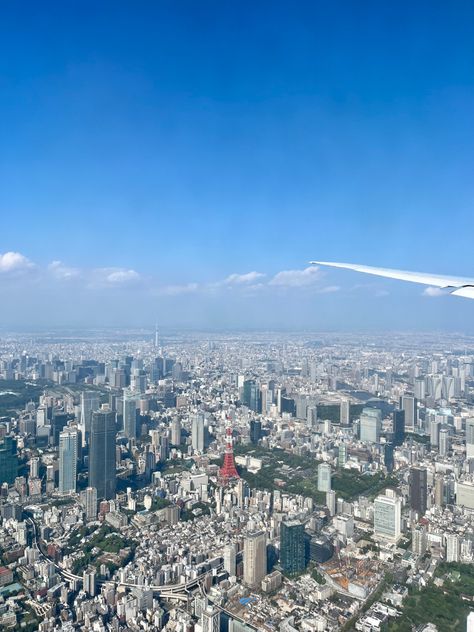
[309, 261, 474, 299]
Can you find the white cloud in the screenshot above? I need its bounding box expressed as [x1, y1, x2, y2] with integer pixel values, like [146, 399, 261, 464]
[101, 268, 141, 285]
[158, 283, 199, 296]
[85, 267, 142, 289]
[0, 251, 35, 274]
[423, 286, 446, 297]
[48, 260, 81, 280]
[224, 271, 266, 285]
[269, 266, 323, 288]
[317, 285, 340, 294]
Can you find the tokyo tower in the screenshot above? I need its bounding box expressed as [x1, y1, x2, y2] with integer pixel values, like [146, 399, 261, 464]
[219, 427, 240, 485]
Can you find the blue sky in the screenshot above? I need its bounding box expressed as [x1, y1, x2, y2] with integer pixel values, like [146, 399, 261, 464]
[1, 2, 473, 330]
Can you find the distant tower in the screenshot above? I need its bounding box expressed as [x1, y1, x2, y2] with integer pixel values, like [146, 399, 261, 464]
[154, 323, 159, 349]
[219, 427, 240, 485]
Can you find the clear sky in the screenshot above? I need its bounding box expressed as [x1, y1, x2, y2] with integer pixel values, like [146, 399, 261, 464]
[1, 2, 473, 330]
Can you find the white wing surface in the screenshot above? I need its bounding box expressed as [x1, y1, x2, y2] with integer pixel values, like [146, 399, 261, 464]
[310, 261, 474, 299]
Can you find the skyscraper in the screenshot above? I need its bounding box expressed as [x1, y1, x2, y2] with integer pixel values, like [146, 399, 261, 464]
[439, 427, 450, 456]
[89, 405, 117, 500]
[317, 463, 332, 492]
[59, 428, 78, 493]
[466, 418, 474, 458]
[400, 394, 417, 432]
[243, 530, 267, 587]
[340, 399, 350, 425]
[122, 388, 138, 439]
[280, 520, 305, 576]
[359, 408, 381, 443]
[223, 543, 237, 576]
[374, 489, 401, 541]
[0, 436, 18, 486]
[171, 418, 181, 446]
[242, 379, 260, 413]
[80, 391, 100, 445]
[409, 466, 427, 515]
[192, 413, 205, 452]
[249, 419, 262, 444]
[83, 486, 98, 521]
[392, 410, 405, 446]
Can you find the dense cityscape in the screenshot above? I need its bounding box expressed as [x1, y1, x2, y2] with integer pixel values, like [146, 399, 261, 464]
[0, 329, 473, 631]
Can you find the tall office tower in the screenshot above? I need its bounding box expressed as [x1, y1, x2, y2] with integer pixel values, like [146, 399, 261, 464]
[359, 408, 381, 443]
[201, 605, 220, 632]
[340, 399, 350, 425]
[373, 489, 402, 541]
[317, 463, 332, 492]
[414, 377, 426, 401]
[446, 533, 460, 562]
[0, 436, 18, 485]
[307, 406, 317, 428]
[280, 520, 305, 576]
[83, 568, 97, 596]
[260, 384, 273, 415]
[249, 419, 262, 444]
[392, 410, 405, 446]
[83, 486, 98, 521]
[400, 394, 417, 432]
[466, 418, 474, 458]
[192, 413, 205, 452]
[80, 391, 100, 445]
[439, 427, 450, 456]
[242, 379, 260, 413]
[59, 428, 78, 493]
[29, 457, 39, 479]
[243, 531, 267, 587]
[430, 418, 441, 447]
[412, 525, 427, 555]
[36, 405, 48, 428]
[223, 543, 237, 576]
[409, 466, 428, 515]
[122, 388, 138, 439]
[89, 405, 117, 500]
[171, 418, 181, 446]
[130, 369, 147, 393]
[384, 443, 394, 472]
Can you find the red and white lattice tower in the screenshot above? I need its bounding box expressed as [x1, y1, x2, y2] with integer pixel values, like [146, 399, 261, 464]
[219, 427, 240, 485]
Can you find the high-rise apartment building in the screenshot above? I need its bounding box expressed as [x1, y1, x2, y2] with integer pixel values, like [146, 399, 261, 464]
[59, 428, 78, 493]
[122, 388, 138, 439]
[243, 530, 266, 587]
[224, 543, 237, 576]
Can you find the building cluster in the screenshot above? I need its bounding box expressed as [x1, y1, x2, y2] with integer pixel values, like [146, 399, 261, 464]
[0, 331, 474, 630]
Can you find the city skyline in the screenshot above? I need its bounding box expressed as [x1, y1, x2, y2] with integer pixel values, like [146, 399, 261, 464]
[1, 3, 474, 330]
